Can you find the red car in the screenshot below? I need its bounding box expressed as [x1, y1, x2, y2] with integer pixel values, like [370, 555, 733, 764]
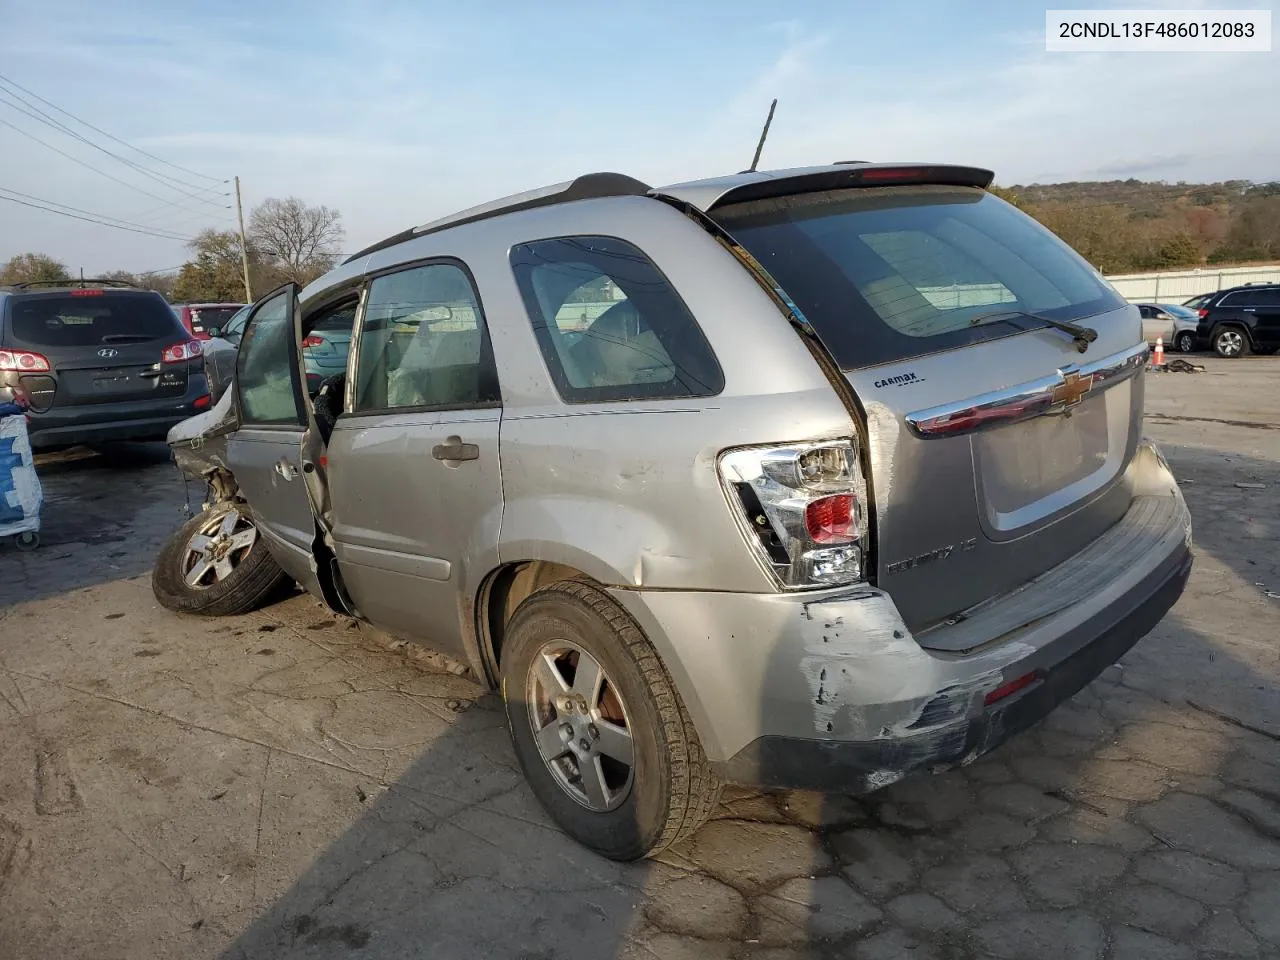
[172, 302, 246, 341]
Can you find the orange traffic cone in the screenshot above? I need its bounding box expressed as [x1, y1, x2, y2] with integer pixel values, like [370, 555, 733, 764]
[1153, 336, 1165, 367]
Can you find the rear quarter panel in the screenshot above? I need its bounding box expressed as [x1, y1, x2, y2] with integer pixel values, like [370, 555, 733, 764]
[363, 196, 856, 594]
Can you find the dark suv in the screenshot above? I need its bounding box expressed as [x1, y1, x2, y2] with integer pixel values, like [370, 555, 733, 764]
[0, 280, 211, 448]
[1193, 283, 1280, 357]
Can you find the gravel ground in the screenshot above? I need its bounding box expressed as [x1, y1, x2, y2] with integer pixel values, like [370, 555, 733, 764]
[0, 356, 1276, 960]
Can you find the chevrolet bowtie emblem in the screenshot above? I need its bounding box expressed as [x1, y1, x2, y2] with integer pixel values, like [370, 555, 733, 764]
[1051, 371, 1094, 408]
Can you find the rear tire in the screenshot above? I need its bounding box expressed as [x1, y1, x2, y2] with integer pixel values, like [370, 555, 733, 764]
[1176, 332, 1196, 354]
[500, 580, 720, 860]
[152, 503, 291, 616]
[1213, 326, 1251, 358]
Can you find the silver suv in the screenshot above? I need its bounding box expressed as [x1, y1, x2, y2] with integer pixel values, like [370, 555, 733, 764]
[155, 164, 1193, 860]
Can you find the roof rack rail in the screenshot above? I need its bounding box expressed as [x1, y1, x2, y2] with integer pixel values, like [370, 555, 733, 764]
[344, 172, 652, 264]
[7, 277, 141, 290]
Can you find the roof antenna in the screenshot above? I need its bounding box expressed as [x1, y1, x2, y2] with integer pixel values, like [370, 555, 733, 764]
[747, 98, 777, 173]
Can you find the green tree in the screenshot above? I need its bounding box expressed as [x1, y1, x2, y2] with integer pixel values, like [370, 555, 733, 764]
[1024, 202, 1147, 274]
[987, 185, 1023, 208]
[1210, 195, 1280, 263]
[172, 229, 282, 302]
[1, 252, 70, 285]
[1153, 232, 1201, 268]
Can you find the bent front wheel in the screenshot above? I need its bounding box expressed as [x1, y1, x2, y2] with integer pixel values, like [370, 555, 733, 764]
[152, 503, 292, 616]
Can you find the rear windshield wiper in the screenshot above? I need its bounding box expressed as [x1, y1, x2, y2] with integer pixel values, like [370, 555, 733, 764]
[99, 334, 154, 343]
[969, 309, 1098, 353]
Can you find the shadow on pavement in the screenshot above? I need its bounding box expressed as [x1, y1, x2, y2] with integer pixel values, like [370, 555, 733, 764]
[213, 441, 1279, 958]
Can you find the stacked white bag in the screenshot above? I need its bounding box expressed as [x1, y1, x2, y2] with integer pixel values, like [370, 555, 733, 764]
[0, 412, 42, 540]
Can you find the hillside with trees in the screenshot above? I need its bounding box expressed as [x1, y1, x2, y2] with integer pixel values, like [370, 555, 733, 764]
[991, 179, 1280, 274]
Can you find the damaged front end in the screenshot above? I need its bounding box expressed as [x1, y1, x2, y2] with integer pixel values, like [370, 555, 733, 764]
[166, 386, 240, 503]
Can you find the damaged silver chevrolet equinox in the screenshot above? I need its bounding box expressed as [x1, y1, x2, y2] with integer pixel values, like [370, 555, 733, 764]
[156, 164, 1193, 860]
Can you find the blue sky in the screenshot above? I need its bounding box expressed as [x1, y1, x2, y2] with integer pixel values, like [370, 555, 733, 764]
[1, 0, 1276, 274]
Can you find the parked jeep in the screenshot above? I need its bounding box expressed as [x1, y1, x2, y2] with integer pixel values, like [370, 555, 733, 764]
[154, 164, 1192, 860]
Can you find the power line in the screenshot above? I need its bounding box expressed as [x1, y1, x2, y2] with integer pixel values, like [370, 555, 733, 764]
[0, 71, 226, 185]
[0, 116, 229, 222]
[0, 190, 193, 242]
[0, 93, 229, 210]
[0, 185, 195, 238]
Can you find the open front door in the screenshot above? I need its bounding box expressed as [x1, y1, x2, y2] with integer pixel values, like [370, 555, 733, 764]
[223, 283, 323, 595]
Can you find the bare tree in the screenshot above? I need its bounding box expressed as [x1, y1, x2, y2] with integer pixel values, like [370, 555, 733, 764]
[248, 197, 345, 285]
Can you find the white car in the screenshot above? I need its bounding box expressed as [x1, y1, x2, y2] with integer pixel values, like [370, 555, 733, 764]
[1136, 302, 1199, 352]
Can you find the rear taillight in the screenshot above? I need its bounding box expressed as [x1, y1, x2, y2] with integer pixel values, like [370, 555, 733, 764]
[193, 394, 212, 410]
[302, 335, 324, 349]
[1197, 308, 1209, 319]
[0, 348, 51, 372]
[719, 439, 869, 588]
[161, 340, 203, 364]
[805, 494, 856, 543]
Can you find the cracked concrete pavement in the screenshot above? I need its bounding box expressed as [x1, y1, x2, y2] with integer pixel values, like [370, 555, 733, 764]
[0, 356, 1277, 959]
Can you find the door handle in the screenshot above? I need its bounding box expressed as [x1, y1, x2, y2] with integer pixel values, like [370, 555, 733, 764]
[432, 436, 479, 463]
[274, 457, 298, 481]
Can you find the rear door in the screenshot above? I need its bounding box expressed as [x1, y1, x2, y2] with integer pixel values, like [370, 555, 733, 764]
[1138, 305, 1172, 343]
[716, 185, 1145, 634]
[323, 260, 504, 661]
[5, 291, 192, 410]
[223, 284, 321, 592]
[1247, 288, 1280, 350]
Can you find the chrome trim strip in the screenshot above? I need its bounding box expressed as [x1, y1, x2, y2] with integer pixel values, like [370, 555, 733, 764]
[904, 342, 1149, 439]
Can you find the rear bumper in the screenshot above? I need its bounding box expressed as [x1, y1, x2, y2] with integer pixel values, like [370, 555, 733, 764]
[716, 548, 1190, 792]
[23, 376, 209, 448]
[609, 439, 1192, 792]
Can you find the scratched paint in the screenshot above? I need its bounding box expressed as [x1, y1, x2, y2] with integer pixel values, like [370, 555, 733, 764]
[797, 588, 1012, 741]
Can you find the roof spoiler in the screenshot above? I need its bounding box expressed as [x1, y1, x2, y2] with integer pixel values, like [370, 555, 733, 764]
[653, 163, 996, 214]
[345, 172, 652, 264]
[7, 278, 141, 291]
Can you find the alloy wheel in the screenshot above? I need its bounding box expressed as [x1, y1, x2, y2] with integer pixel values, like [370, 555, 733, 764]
[526, 640, 635, 812]
[181, 510, 258, 588]
[1216, 330, 1243, 357]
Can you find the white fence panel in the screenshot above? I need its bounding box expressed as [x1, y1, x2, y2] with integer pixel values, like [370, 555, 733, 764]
[1105, 264, 1280, 302]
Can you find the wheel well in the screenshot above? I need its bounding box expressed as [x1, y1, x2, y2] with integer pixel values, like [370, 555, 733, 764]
[1213, 321, 1253, 345]
[478, 561, 594, 681]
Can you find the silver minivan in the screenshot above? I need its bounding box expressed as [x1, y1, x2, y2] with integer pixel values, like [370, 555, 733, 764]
[155, 164, 1193, 860]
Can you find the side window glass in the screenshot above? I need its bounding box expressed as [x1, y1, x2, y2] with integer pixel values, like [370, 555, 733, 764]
[236, 292, 303, 425]
[1219, 292, 1246, 307]
[1256, 289, 1280, 306]
[509, 236, 724, 402]
[353, 262, 499, 412]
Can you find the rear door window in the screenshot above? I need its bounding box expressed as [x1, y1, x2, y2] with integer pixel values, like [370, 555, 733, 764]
[7, 293, 179, 347]
[714, 186, 1126, 369]
[353, 262, 500, 412]
[510, 236, 724, 402]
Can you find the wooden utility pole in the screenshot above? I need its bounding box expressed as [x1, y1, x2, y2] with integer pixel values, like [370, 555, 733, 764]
[748, 99, 778, 173]
[234, 176, 252, 302]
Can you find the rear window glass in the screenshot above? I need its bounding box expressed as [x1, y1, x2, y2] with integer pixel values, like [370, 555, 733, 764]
[187, 306, 243, 329]
[8, 293, 180, 347]
[715, 186, 1126, 369]
[313, 304, 356, 332]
